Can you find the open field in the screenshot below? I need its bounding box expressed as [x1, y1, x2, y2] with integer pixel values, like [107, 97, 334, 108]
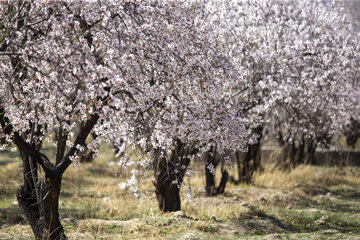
[0, 144, 360, 240]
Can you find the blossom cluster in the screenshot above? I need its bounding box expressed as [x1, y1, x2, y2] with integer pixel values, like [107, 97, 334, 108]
[0, 0, 251, 162]
[199, 0, 360, 144]
[0, 0, 359, 167]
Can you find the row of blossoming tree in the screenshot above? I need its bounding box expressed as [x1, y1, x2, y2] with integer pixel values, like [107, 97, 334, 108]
[200, 0, 360, 188]
[0, 0, 359, 239]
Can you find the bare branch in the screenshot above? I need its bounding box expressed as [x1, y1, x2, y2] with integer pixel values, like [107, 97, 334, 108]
[55, 126, 68, 166]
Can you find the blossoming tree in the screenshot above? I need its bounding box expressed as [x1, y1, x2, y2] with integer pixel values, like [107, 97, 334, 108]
[198, 0, 359, 181]
[0, 0, 251, 239]
[1, 0, 359, 239]
[342, 1, 360, 148]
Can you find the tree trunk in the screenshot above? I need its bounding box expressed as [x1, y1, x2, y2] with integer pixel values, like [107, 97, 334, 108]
[232, 126, 262, 184]
[275, 136, 317, 170]
[17, 175, 66, 240]
[0, 108, 98, 240]
[204, 146, 229, 196]
[205, 146, 218, 196]
[304, 139, 316, 165]
[277, 131, 285, 146]
[153, 139, 191, 212]
[345, 117, 360, 148]
[17, 137, 66, 240]
[294, 137, 305, 166]
[216, 168, 229, 195]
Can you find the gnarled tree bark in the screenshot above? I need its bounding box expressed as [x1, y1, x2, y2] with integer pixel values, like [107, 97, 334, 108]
[1, 106, 99, 239]
[17, 174, 66, 240]
[153, 139, 194, 212]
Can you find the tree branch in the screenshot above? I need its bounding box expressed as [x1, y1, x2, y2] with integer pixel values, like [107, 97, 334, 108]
[0, 106, 56, 176]
[56, 114, 99, 175]
[55, 127, 68, 166]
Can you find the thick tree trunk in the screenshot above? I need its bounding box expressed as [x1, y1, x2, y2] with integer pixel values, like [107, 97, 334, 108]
[154, 163, 183, 212]
[304, 139, 316, 165]
[345, 117, 360, 148]
[1, 108, 98, 240]
[18, 140, 66, 240]
[232, 126, 263, 184]
[294, 137, 305, 166]
[205, 167, 216, 196]
[204, 146, 229, 196]
[17, 175, 66, 240]
[153, 139, 191, 212]
[241, 143, 261, 183]
[18, 148, 66, 240]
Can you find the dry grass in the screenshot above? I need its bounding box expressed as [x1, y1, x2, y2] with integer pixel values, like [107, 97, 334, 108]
[1, 144, 360, 239]
[254, 164, 360, 190]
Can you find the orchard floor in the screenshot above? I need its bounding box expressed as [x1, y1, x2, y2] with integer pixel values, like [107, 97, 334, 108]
[0, 146, 360, 240]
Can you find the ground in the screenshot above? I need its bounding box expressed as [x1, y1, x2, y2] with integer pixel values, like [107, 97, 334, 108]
[0, 143, 359, 240]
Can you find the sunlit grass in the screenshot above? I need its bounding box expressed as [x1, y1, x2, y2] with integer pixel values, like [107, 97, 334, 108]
[254, 163, 360, 190]
[0, 144, 359, 239]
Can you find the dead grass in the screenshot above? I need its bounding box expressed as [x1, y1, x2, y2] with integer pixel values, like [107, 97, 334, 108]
[254, 163, 360, 190]
[1, 145, 360, 239]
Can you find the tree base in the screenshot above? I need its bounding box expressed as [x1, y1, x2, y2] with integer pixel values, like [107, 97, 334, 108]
[206, 170, 229, 197]
[17, 183, 67, 240]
